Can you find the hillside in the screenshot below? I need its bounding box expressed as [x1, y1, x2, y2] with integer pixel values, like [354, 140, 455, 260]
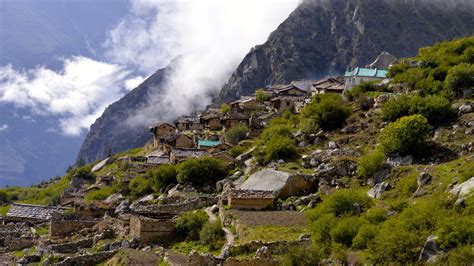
[0, 36, 472, 265]
[217, 0, 474, 101]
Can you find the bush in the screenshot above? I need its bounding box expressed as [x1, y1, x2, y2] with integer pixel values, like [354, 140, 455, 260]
[177, 157, 229, 187]
[0, 190, 9, 205]
[175, 210, 208, 240]
[71, 164, 94, 180]
[302, 94, 351, 131]
[220, 103, 230, 114]
[85, 186, 115, 202]
[281, 246, 321, 266]
[256, 89, 270, 102]
[437, 245, 474, 265]
[308, 189, 373, 219]
[445, 63, 474, 95]
[199, 220, 225, 250]
[352, 223, 378, 249]
[254, 135, 298, 164]
[225, 125, 248, 145]
[309, 214, 336, 245]
[382, 95, 455, 125]
[378, 115, 431, 155]
[147, 164, 177, 192]
[330, 217, 365, 247]
[129, 176, 152, 198]
[357, 150, 386, 179]
[365, 207, 387, 224]
[437, 216, 474, 250]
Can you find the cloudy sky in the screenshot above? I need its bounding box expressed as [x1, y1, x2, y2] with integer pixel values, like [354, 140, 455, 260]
[0, 0, 300, 136]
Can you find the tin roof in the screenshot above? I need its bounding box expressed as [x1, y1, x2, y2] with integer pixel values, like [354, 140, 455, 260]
[198, 140, 221, 147]
[344, 67, 388, 78]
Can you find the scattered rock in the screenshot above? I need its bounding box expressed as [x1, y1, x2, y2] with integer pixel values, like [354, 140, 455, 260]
[417, 172, 432, 187]
[69, 176, 88, 189]
[91, 157, 111, 173]
[328, 141, 338, 150]
[458, 102, 472, 115]
[298, 234, 311, 241]
[255, 246, 272, 260]
[367, 182, 390, 199]
[450, 177, 474, 200]
[418, 235, 440, 263]
[142, 246, 152, 252]
[387, 155, 413, 167]
[114, 200, 130, 214]
[17, 255, 41, 265]
[368, 168, 390, 186]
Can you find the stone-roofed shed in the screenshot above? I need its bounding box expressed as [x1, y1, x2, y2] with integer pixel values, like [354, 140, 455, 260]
[227, 189, 275, 210]
[6, 204, 67, 222]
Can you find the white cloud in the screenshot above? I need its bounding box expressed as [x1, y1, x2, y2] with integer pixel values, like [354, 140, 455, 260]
[124, 76, 146, 91]
[0, 57, 135, 136]
[0, 124, 8, 131]
[106, 0, 301, 126]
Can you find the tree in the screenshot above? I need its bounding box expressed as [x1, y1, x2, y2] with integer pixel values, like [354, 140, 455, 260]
[220, 103, 230, 114]
[177, 157, 229, 187]
[225, 125, 248, 145]
[256, 89, 270, 102]
[147, 164, 177, 192]
[378, 115, 431, 155]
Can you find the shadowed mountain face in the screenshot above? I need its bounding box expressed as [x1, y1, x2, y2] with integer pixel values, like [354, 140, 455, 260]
[76, 0, 474, 164]
[217, 0, 474, 101]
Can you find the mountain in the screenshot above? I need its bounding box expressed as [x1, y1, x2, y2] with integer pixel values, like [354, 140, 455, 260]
[75, 64, 175, 164]
[76, 0, 474, 164]
[217, 0, 474, 101]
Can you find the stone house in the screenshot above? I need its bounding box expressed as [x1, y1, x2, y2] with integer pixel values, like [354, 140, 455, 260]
[170, 148, 209, 164]
[209, 142, 233, 153]
[291, 80, 319, 92]
[229, 97, 264, 115]
[150, 123, 177, 148]
[145, 150, 170, 165]
[175, 116, 202, 131]
[221, 111, 250, 129]
[270, 84, 309, 97]
[6, 204, 67, 222]
[227, 189, 275, 210]
[312, 78, 345, 95]
[200, 111, 223, 131]
[211, 151, 235, 164]
[130, 214, 176, 244]
[271, 96, 307, 112]
[159, 133, 195, 151]
[344, 67, 388, 90]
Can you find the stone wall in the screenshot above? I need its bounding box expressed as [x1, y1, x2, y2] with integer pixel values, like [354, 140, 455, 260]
[48, 238, 93, 253]
[50, 218, 98, 237]
[132, 196, 217, 215]
[56, 250, 117, 265]
[228, 239, 310, 257]
[130, 215, 176, 244]
[228, 198, 274, 210]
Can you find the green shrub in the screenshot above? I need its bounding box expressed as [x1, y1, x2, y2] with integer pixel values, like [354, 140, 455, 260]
[437, 245, 474, 265]
[256, 89, 270, 102]
[352, 223, 378, 249]
[382, 95, 413, 122]
[281, 246, 321, 266]
[302, 94, 351, 131]
[199, 220, 225, 250]
[129, 176, 153, 198]
[445, 63, 474, 95]
[437, 216, 474, 250]
[309, 214, 336, 245]
[309, 189, 373, 218]
[228, 145, 246, 157]
[254, 135, 298, 164]
[357, 150, 386, 179]
[85, 186, 115, 202]
[71, 164, 94, 180]
[225, 125, 248, 145]
[259, 124, 293, 142]
[330, 216, 365, 247]
[175, 210, 208, 240]
[177, 157, 229, 187]
[0, 190, 9, 205]
[220, 103, 230, 114]
[147, 164, 177, 192]
[378, 115, 431, 155]
[365, 207, 388, 224]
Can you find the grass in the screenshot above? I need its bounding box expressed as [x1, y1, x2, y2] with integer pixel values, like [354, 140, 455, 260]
[0, 205, 10, 215]
[235, 224, 309, 245]
[3, 175, 70, 205]
[85, 186, 117, 202]
[170, 240, 221, 256]
[36, 226, 49, 236]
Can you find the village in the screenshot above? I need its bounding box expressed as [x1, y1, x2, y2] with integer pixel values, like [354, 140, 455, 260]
[2, 48, 471, 265]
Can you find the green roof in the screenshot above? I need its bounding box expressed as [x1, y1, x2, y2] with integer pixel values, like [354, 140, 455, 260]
[344, 67, 388, 78]
[198, 140, 221, 147]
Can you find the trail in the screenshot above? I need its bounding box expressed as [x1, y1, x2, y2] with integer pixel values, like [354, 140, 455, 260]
[205, 206, 235, 258]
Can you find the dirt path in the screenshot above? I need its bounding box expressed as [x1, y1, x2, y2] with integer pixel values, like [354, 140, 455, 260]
[205, 206, 235, 258]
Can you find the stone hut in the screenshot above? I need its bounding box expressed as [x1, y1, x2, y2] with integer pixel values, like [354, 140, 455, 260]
[6, 204, 67, 222]
[271, 96, 307, 112]
[200, 111, 223, 130]
[175, 116, 202, 131]
[130, 214, 176, 244]
[170, 148, 209, 164]
[160, 133, 195, 151]
[270, 84, 309, 97]
[221, 111, 250, 128]
[312, 78, 345, 95]
[150, 123, 177, 148]
[227, 189, 275, 210]
[229, 97, 264, 115]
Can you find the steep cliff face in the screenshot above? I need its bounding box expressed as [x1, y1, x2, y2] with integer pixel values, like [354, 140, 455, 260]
[75, 65, 173, 164]
[77, 0, 474, 164]
[217, 0, 474, 101]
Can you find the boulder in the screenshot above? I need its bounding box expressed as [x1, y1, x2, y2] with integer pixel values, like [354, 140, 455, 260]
[387, 155, 413, 167]
[367, 182, 390, 199]
[255, 246, 272, 260]
[418, 235, 440, 263]
[69, 176, 88, 189]
[417, 172, 432, 187]
[91, 157, 111, 173]
[450, 177, 474, 199]
[368, 168, 390, 186]
[114, 200, 130, 214]
[458, 102, 472, 115]
[328, 141, 338, 150]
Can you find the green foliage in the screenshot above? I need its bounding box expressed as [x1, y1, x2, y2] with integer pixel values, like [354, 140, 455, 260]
[352, 223, 378, 249]
[175, 210, 208, 240]
[258, 124, 293, 143]
[357, 150, 386, 179]
[36, 226, 49, 236]
[85, 186, 116, 202]
[254, 135, 298, 164]
[0, 190, 9, 205]
[177, 157, 229, 187]
[129, 176, 153, 198]
[225, 125, 248, 145]
[437, 216, 474, 250]
[199, 220, 225, 250]
[445, 63, 474, 95]
[378, 115, 431, 155]
[71, 164, 94, 180]
[256, 89, 270, 102]
[437, 245, 474, 265]
[302, 93, 351, 131]
[281, 246, 321, 266]
[330, 216, 365, 247]
[382, 95, 455, 125]
[147, 164, 177, 192]
[228, 145, 246, 157]
[364, 207, 387, 224]
[307, 189, 373, 218]
[4, 175, 71, 205]
[0, 205, 10, 216]
[220, 103, 230, 114]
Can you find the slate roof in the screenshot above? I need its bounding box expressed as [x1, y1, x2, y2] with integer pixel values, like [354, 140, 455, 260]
[171, 148, 209, 158]
[7, 203, 66, 221]
[344, 67, 388, 78]
[147, 156, 170, 165]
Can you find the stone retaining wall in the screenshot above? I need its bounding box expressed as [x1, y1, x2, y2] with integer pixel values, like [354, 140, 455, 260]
[132, 196, 217, 215]
[56, 250, 117, 265]
[50, 218, 98, 237]
[48, 238, 93, 253]
[228, 239, 310, 257]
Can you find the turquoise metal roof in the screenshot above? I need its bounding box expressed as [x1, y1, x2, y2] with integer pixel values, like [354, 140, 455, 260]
[344, 67, 387, 78]
[198, 140, 221, 147]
